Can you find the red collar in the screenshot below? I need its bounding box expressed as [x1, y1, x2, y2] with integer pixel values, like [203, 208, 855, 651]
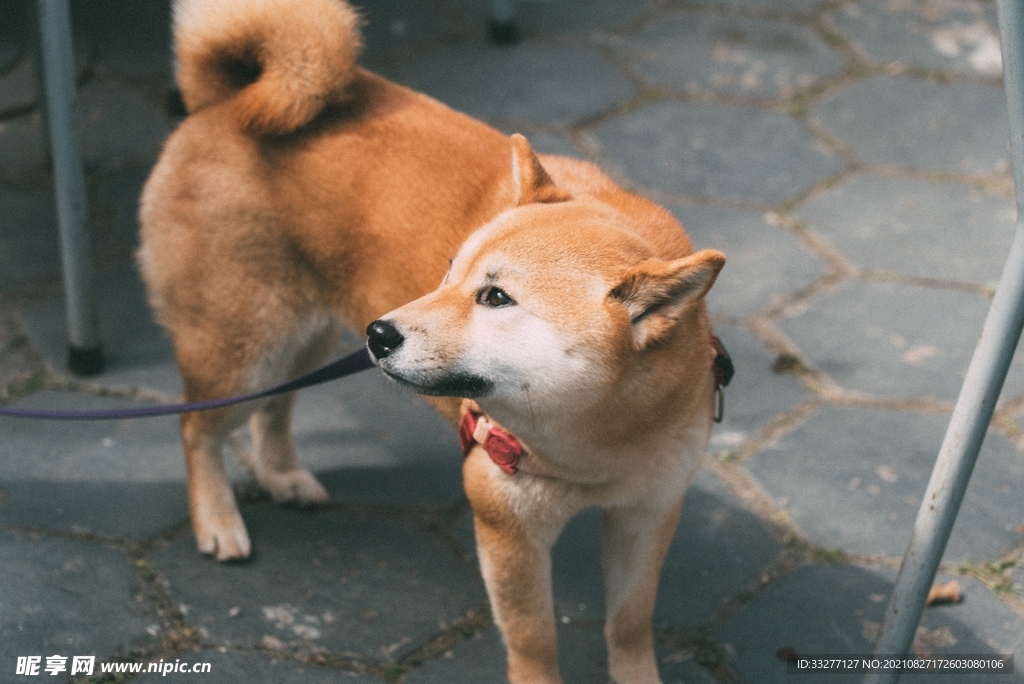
[458, 410, 527, 475]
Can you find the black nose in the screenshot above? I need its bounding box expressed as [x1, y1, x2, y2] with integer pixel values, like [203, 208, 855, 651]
[366, 319, 405, 359]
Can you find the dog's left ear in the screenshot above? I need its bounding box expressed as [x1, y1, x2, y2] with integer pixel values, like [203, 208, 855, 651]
[510, 133, 572, 205]
[610, 249, 726, 349]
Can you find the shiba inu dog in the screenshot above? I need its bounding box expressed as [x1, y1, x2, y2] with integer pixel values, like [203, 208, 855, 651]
[139, 0, 725, 681]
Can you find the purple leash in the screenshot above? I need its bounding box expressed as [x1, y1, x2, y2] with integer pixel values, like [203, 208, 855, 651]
[0, 347, 375, 420]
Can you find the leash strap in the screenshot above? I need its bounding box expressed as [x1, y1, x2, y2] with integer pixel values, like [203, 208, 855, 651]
[2, 340, 734, 422]
[0, 346, 375, 421]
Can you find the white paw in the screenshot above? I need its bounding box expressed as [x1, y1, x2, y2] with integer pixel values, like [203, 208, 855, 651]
[262, 469, 329, 505]
[195, 512, 252, 561]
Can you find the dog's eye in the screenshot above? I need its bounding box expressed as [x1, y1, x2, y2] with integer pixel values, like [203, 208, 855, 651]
[478, 286, 516, 308]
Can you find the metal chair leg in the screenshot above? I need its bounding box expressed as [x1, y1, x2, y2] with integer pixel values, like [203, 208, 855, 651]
[864, 0, 1024, 680]
[35, 0, 103, 375]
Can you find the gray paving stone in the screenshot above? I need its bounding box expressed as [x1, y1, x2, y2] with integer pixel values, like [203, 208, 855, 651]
[293, 375, 463, 506]
[904, 574, 1024, 677]
[796, 173, 1016, 285]
[0, 529, 152, 662]
[403, 625, 606, 684]
[660, 657, 720, 684]
[401, 627, 507, 683]
[0, 308, 35, 395]
[396, 41, 636, 126]
[0, 391, 184, 482]
[148, 504, 487, 663]
[0, 2, 89, 119]
[0, 389, 189, 538]
[675, 204, 828, 317]
[748, 405, 1024, 561]
[76, 81, 171, 172]
[448, 506, 484, 570]
[657, 470, 783, 629]
[811, 76, 1010, 175]
[829, 0, 1002, 77]
[318, 463, 464, 509]
[519, 130, 583, 159]
[0, 111, 47, 179]
[778, 279, 1024, 401]
[0, 80, 169, 178]
[1006, 548, 1024, 596]
[614, 14, 844, 99]
[717, 564, 1024, 684]
[92, 42, 173, 82]
[717, 564, 888, 683]
[446, 0, 657, 37]
[131, 650, 385, 683]
[290, 365, 459, 476]
[701, 0, 824, 13]
[594, 101, 844, 204]
[0, 56, 35, 119]
[0, 183, 61, 292]
[0, 481, 186, 541]
[404, 622, 717, 684]
[548, 470, 782, 629]
[74, 0, 173, 80]
[85, 166, 152, 271]
[355, 0, 456, 65]
[0, 36, 21, 77]
[705, 324, 808, 454]
[1007, 570, 1024, 601]
[18, 262, 182, 393]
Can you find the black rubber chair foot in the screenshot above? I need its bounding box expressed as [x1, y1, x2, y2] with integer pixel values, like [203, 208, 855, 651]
[68, 345, 104, 376]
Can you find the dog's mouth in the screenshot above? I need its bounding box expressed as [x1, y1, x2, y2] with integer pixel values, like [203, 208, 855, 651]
[378, 366, 494, 399]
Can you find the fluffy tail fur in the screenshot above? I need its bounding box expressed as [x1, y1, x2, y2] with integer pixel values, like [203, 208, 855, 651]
[173, 0, 362, 135]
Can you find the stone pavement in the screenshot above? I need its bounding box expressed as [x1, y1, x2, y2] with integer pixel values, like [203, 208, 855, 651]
[1, 0, 1023, 681]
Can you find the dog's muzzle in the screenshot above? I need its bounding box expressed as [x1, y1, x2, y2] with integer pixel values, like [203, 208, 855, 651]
[365, 318, 493, 398]
[366, 319, 404, 359]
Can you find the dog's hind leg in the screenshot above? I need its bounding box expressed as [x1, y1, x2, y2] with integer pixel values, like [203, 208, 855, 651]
[600, 500, 683, 684]
[244, 392, 328, 505]
[175, 316, 337, 560]
[180, 403, 254, 561]
[240, 320, 339, 505]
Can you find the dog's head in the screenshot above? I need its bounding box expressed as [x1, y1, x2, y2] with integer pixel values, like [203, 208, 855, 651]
[367, 135, 724, 416]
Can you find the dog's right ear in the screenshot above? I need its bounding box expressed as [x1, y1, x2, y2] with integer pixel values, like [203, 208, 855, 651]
[510, 134, 571, 206]
[610, 249, 725, 349]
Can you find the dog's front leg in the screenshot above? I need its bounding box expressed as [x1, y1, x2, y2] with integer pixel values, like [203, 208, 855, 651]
[600, 499, 684, 684]
[474, 513, 562, 684]
[465, 455, 564, 683]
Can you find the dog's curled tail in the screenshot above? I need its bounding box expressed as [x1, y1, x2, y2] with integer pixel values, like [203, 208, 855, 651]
[173, 0, 362, 135]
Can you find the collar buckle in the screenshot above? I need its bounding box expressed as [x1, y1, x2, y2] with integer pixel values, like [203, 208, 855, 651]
[458, 410, 525, 475]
